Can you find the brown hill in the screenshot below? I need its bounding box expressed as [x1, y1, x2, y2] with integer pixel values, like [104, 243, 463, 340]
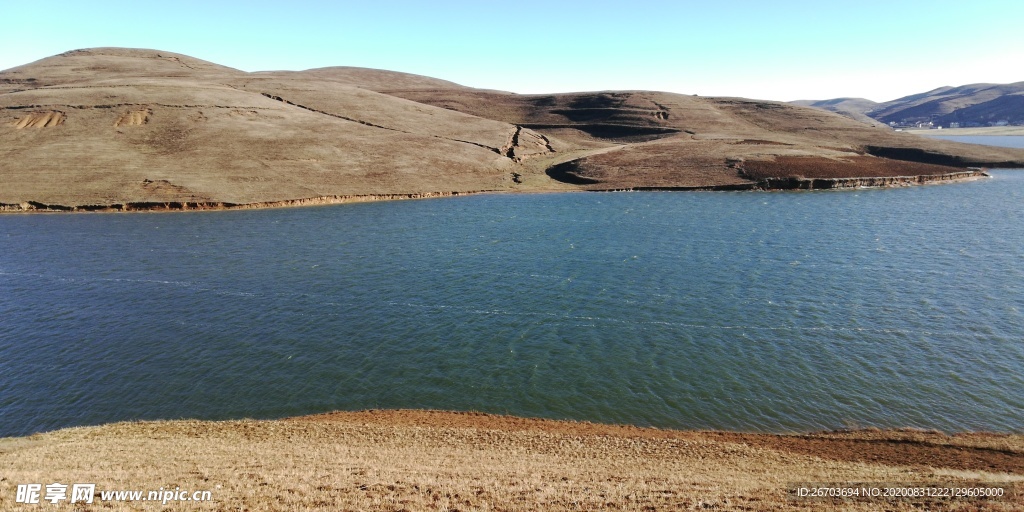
[259, 66, 472, 91]
[389, 88, 1024, 188]
[3, 48, 1024, 211]
[791, 97, 880, 125]
[871, 82, 1024, 126]
[795, 82, 1024, 127]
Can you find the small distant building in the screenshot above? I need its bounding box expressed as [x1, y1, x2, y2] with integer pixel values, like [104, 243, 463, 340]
[949, 122, 960, 129]
[994, 120, 1009, 126]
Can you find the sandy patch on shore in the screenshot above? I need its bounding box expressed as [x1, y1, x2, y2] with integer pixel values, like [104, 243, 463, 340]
[0, 410, 1020, 511]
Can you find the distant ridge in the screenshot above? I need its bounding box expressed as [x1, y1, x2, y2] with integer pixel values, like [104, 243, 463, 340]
[3, 48, 1024, 211]
[253, 66, 472, 91]
[795, 81, 1024, 127]
[790, 98, 879, 126]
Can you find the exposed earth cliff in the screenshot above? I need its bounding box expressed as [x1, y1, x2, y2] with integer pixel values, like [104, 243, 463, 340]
[3, 48, 1024, 211]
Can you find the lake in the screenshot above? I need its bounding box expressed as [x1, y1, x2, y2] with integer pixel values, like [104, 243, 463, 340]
[927, 134, 1024, 148]
[2, 169, 1023, 437]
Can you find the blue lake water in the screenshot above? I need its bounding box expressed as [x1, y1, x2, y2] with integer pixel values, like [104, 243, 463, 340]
[2, 173, 1024, 437]
[927, 134, 1024, 148]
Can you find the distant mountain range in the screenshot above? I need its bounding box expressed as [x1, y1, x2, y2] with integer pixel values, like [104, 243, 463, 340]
[794, 82, 1024, 128]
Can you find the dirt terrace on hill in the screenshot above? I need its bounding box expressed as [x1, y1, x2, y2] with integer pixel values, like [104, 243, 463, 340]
[1, 410, 1021, 511]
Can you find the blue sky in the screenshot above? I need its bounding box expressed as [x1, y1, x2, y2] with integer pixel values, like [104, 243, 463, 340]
[1, 0, 1021, 102]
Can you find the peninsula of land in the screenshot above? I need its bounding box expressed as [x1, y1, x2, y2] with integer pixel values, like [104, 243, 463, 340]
[1, 410, 1021, 511]
[3, 48, 1024, 212]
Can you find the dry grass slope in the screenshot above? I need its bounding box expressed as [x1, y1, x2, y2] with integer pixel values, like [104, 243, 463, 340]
[3, 48, 1024, 211]
[0, 410, 1021, 511]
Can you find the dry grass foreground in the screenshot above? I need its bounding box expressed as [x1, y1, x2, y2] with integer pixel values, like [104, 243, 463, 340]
[1, 410, 1022, 511]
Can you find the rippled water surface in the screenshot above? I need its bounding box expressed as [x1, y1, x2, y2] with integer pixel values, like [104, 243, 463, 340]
[928, 135, 1024, 148]
[3, 173, 1024, 436]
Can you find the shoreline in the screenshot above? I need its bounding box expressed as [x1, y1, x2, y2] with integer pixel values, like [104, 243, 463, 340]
[0, 169, 993, 214]
[905, 127, 1024, 136]
[2, 409, 1021, 510]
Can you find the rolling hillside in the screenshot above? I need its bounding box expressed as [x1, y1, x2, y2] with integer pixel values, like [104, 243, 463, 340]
[3, 48, 1024, 211]
[796, 82, 1024, 127]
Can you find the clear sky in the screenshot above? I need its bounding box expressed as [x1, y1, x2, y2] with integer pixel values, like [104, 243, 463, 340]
[1, 0, 1021, 102]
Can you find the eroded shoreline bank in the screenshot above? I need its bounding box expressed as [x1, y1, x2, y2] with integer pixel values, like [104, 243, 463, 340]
[0, 169, 992, 214]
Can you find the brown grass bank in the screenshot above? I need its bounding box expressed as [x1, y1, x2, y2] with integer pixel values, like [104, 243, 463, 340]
[1, 410, 1021, 511]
